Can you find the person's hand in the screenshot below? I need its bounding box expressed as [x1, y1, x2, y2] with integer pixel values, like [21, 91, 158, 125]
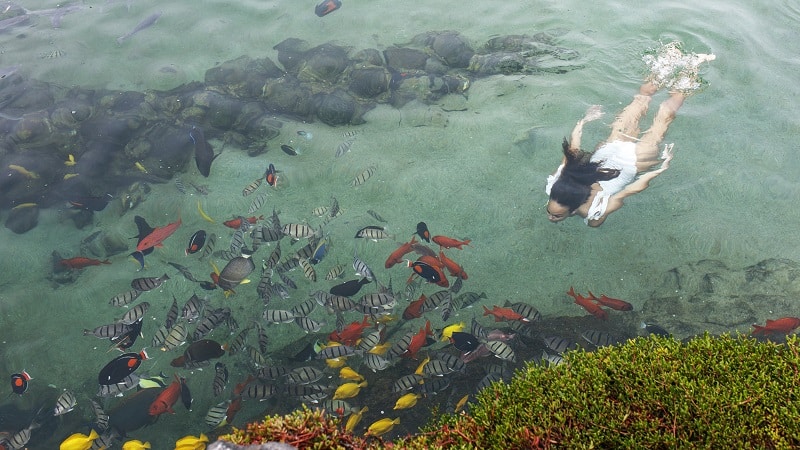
[582, 105, 604, 122]
[658, 143, 675, 171]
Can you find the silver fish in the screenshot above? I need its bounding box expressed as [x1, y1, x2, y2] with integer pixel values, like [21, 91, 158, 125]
[117, 302, 149, 325]
[486, 340, 516, 362]
[83, 322, 131, 339]
[161, 323, 187, 351]
[205, 400, 231, 427]
[335, 139, 354, 157]
[89, 399, 109, 431]
[53, 390, 77, 416]
[392, 374, 424, 393]
[117, 11, 162, 44]
[248, 193, 267, 214]
[262, 309, 295, 324]
[130, 273, 169, 291]
[212, 362, 228, 396]
[352, 256, 375, 281]
[109, 289, 142, 307]
[294, 316, 324, 333]
[242, 177, 263, 196]
[286, 366, 325, 385]
[350, 166, 377, 186]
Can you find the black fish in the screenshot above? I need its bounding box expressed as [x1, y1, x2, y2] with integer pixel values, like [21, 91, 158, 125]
[69, 194, 113, 211]
[641, 322, 670, 337]
[107, 387, 160, 433]
[10, 371, 31, 395]
[415, 221, 431, 242]
[130, 215, 155, 269]
[111, 318, 144, 351]
[280, 144, 297, 156]
[315, 0, 341, 17]
[183, 339, 226, 364]
[180, 377, 192, 411]
[190, 126, 218, 177]
[411, 261, 442, 283]
[98, 350, 149, 385]
[450, 331, 480, 352]
[186, 230, 206, 255]
[329, 278, 370, 297]
[199, 281, 218, 291]
[290, 341, 318, 362]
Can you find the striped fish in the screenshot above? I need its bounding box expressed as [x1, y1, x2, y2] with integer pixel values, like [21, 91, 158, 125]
[257, 366, 288, 380]
[151, 324, 169, 347]
[263, 242, 282, 270]
[109, 289, 141, 307]
[350, 166, 377, 186]
[335, 139, 354, 157]
[352, 256, 375, 281]
[486, 340, 516, 362]
[242, 177, 263, 196]
[181, 294, 205, 323]
[388, 332, 414, 359]
[117, 302, 150, 325]
[359, 292, 395, 309]
[470, 316, 487, 340]
[174, 177, 187, 194]
[247, 345, 268, 367]
[227, 328, 249, 355]
[89, 400, 109, 431]
[192, 308, 230, 341]
[329, 196, 340, 218]
[363, 353, 391, 372]
[165, 296, 179, 329]
[254, 322, 270, 354]
[581, 330, 618, 348]
[212, 362, 228, 396]
[311, 206, 328, 217]
[205, 400, 230, 427]
[315, 344, 358, 360]
[508, 301, 542, 322]
[248, 192, 267, 214]
[130, 273, 170, 291]
[355, 225, 390, 241]
[97, 374, 140, 397]
[286, 366, 325, 385]
[168, 261, 198, 282]
[422, 359, 454, 377]
[456, 291, 487, 308]
[326, 264, 345, 280]
[342, 130, 359, 138]
[199, 233, 217, 259]
[83, 322, 131, 339]
[299, 258, 317, 282]
[419, 377, 450, 395]
[161, 323, 187, 351]
[229, 229, 245, 254]
[53, 390, 77, 416]
[291, 298, 317, 317]
[294, 316, 324, 333]
[262, 309, 295, 324]
[260, 225, 284, 243]
[392, 374, 423, 393]
[366, 210, 387, 223]
[282, 223, 317, 239]
[541, 351, 564, 367]
[543, 336, 573, 354]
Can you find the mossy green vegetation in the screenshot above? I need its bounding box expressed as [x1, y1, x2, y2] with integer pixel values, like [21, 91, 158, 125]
[221, 334, 800, 449]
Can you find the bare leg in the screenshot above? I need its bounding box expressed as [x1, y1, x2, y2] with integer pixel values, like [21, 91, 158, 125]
[606, 82, 657, 143]
[634, 92, 685, 171]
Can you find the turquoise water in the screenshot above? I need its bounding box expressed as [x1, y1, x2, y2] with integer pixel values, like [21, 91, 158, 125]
[1, 0, 799, 447]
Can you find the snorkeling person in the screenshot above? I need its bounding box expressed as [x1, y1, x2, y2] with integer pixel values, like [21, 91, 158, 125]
[545, 41, 715, 227]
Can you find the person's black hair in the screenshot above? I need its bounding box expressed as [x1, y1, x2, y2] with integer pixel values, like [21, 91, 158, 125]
[549, 138, 621, 212]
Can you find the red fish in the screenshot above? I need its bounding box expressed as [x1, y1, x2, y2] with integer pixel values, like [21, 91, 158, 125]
[385, 237, 417, 269]
[751, 317, 800, 336]
[587, 291, 633, 311]
[567, 287, 608, 320]
[402, 294, 427, 320]
[482, 305, 528, 323]
[403, 320, 433, 359]
[223, 215, 264, 229]
[59, 257, 111, 269]
[233, 375, 256, 397]
[329, 316, 371, 346]
[438, 250, 468, 280]
[136, 216, 182, 252]
[149, 376, 182, 416]
[432, 235, 471, 249]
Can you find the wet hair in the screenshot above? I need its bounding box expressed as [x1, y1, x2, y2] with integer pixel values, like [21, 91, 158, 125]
[549, 138, 621, 212]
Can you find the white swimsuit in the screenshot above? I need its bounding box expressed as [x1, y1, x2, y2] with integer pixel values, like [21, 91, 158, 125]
[545, 140, 637, 224]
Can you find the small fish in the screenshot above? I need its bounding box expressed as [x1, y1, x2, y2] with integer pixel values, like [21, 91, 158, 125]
[60, 430, 100, 450]
[117, 11, 162, 44]
[441, 322, 466, 341]
[355, 225, 391, 240]
[432, 235, 471, 249]
[63, 173, 79, 180]
[280, 144, 298, 156]
[351, 166, 377, 186]
[333, 380, 367, 400]
[10, 370, 32, 395]
[248, 193, 267, 214]
[329, 277, 370, 297]
[64, 154, 76, 166]
[264, 163, 278, 187]
[394, 392, 421, 410]
[640, 321, 670, 337]
[587, 291, 634, 311]
[59, 257, 111, 269]
[137, 216, 182, 252]
[335, 139, 354, 157]
[98, 350, 149, 385]
[122, 440, 151, 450]
[190, 125, 219, 177]
[186, 230, 207, 255]
[8, 164, 39, 179]
[131, 273, 170, 291]
[242, 178, 263, 196]
[175, 177, 187, 194]
[315, 0, 342, 17]
[297, 130, 313, 139]
[168, 262, 198, 282]
[54, 389, 77, 416]
[175, 433, 209, 449]
[366, 209, 387, 222]
[449, 331, 480, 352]
[366, 417, 400, 437]
[134, 161, 148, 173]
[751, 317, 800, 336]
[352, 256, 375, 281]
[117, 301, 150, 325]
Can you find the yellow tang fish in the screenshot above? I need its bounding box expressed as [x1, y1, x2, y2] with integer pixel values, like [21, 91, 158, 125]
[174, 433, 209, 450]
[366, 417, 399, 437]
[63, 173, 79, 180]
[345, 406, 368, 433]
[414, 356, 430, 376]
[197, 200, 215, 223]
[8, 164, 39, 179]
[454, 394, 470, 413]
[333, 380, 367, 400]
[11, 203, 37, 210]
[393, 393, 421, 410]
[60, 429, 99, 450]
[134, 161, 148, 173]
[122, 440, 151, 450]
[441, 322, 465, 340]
[325, 357, 346, 369]
[368, 342, 391, 355]
[339, 366, 364, 382]
[64, 154, 76, 166]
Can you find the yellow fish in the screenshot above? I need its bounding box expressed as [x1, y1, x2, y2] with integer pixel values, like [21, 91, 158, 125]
[134, 161, 148, 173]
[63, 173, 79, 180]
[414, 356, 430, 376]
[454, 394, 470, 413]
[11, 202, 37, 210]
[441, 322, 465, 341]
[197, 200, 215, 223]
[339, 366, 364, 382]
[393, 393, 421, 410]
[174, 433, 209, 450]
[64, 154, 76, 166]
[345, 405, 368, 433]
[368, 342, 391, 355]
[366, 417, 399, 437]
[60, 429, 99, 450]
[8, 164, 39, 179]
[333, 380, 367, 400]
[325, 357, 346, 369]
[122, 440, 151, 450]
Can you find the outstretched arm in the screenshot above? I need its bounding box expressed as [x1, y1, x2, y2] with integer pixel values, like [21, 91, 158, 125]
[568, 105, 604, 154]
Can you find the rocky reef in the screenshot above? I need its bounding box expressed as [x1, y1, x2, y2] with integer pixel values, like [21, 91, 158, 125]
[0, 30, 583, 225]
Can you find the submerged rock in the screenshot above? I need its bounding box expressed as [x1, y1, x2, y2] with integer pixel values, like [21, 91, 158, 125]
[5, 204, 38, 233]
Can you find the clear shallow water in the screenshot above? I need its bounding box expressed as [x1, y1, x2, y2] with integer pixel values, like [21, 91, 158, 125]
[1, 0, 800, 446]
